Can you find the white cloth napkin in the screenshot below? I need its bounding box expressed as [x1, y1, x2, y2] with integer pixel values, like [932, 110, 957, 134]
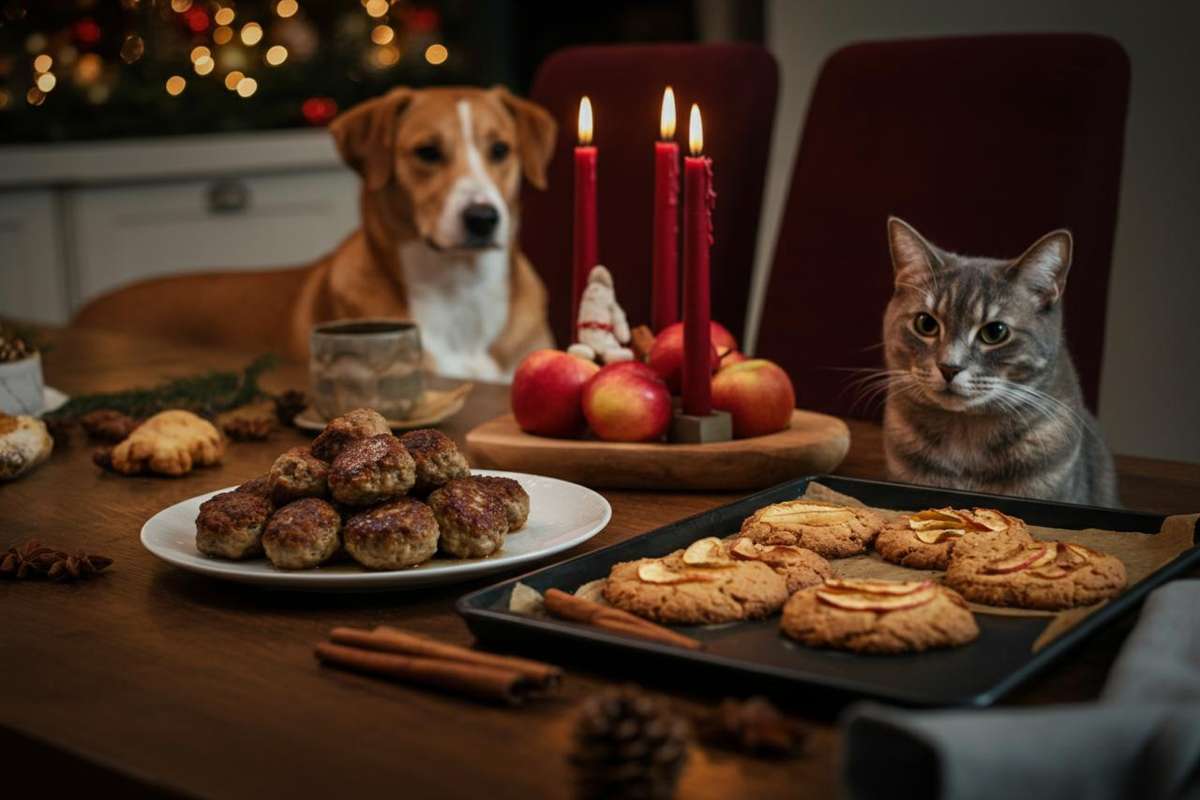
[841, 580, 1200, 800]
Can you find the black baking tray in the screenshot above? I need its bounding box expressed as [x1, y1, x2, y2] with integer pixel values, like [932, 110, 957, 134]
[456, 476, 1200, 707]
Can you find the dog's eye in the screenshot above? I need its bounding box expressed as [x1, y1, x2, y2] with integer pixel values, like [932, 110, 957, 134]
[979, 321, 1011, 345]
[489, 141, 511, 162]
[913, 313, 940, 337]
[414, 144, 443, 164]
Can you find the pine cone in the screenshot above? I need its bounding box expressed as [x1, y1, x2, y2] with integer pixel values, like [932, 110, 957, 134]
[696, 696, 807, 757]
[570, 686, 690, 800]
[274, 389, 307, 427]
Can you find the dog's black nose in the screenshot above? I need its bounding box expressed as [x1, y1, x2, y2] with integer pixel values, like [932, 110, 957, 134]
[938, 363, 964, 383]
[462, 203, 499, 239]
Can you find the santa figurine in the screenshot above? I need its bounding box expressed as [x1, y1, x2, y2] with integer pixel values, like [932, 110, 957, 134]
[568, 265, 634, 364]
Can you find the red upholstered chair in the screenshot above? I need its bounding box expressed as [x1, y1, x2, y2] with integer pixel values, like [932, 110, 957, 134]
[522, 44, 779, 346]
[755, 34, 1129, 418]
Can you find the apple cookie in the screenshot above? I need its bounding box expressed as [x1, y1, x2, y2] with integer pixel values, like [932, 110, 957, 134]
[945, 541, 1126, 610]
[602, 538, 789, 625]
[780, 578, 979, 654]
[874, 508, 1033, 570]
[726, 537, 832, 593]
[738, 500, 885, 558]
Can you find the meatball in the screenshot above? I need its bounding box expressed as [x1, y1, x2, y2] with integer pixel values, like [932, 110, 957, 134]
[311, 408, 391, 463]
[328, 434, 416, 506]
[268, 446, 329, 505]
[195, 490, 272, 560]
[428, 477, 508, 559]
[400, 428, 470, 494]
[472, 476, 530, 532]
[235, 474, 272, 499]
[343, 497, 440, 570]
[262, 497, 341, 570]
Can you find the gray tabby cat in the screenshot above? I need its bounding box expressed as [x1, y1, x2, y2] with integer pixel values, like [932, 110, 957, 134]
[881, 217, 1118, 506]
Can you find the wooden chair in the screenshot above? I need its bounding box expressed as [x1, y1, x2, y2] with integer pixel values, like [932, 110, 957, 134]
[755, 34, 1130, 418]
[521, 43, 779, 346]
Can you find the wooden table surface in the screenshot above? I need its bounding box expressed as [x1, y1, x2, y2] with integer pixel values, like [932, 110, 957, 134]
[4, 327, 1199, 799]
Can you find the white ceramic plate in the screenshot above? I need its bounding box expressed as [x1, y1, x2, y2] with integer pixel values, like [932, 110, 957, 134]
[140, 470, 611, 591]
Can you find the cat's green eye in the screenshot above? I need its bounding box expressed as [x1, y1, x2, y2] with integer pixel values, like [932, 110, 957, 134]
[979, 321, 1011, 345]
[912, 313, 940, 337]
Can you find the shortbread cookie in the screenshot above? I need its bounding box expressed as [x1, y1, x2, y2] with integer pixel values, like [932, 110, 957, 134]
[602, 539, 789, 624]
[874, 508, 1033, 570]
[945, 541, 1126, 610]
[739, 500, 884, 558]
[726, 536, 832, 593]
[780, 578, 979, 654]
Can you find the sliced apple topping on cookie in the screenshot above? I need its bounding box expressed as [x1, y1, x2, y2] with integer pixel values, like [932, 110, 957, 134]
[757, 502, 854, 526]
[913, 527, 966, 545]
[729, 538, 763, 560]
[681, 537, 735, 568]
[822, 578, 930, 596]
[969, 509, 1015, 531]
[816, 580, 936, 611]
[982, 545, 1051, 574]
[636, 561, 714, 585]
[909, 508, 969, 531]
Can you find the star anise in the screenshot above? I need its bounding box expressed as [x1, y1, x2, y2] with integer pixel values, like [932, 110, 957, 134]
[0, 539, 112, 581]
[694, 696, 807, 757]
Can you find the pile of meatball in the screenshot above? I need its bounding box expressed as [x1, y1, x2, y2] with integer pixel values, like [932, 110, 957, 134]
[194, 408, 529, 571]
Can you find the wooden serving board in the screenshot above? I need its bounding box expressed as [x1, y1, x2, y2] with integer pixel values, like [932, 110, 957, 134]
[465, 410, 851, 491]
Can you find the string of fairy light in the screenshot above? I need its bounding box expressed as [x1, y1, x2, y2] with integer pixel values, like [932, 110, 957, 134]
[3, 0, 452, 115]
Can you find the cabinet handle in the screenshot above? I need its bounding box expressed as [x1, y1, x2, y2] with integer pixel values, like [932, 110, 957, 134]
[208, 179, 250, 214]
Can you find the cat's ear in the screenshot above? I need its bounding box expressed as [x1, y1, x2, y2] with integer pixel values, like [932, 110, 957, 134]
[1007, 230, 1073, 308]
[887, 217, 940, 288]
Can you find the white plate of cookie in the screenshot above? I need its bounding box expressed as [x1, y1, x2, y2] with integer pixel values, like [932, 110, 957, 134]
[140, 408, 611, 590]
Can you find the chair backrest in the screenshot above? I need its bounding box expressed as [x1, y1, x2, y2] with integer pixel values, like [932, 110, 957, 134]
[521, 43, 778, 346]
[756, 34, 1129, 418]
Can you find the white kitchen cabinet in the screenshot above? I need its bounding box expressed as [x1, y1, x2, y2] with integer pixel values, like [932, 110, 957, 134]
[0, 189, 69, 323]
[0, 129, 360, 324]
[71, 169, 357, 302]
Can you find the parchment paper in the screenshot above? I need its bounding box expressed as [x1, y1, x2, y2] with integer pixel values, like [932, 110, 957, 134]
[803, 482, 1198, 651]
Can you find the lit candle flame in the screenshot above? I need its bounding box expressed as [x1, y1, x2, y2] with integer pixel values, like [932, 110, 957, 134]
[660, 87, 676, 140]
[688, 103, 703, 155]
[578, 96, 593, 146]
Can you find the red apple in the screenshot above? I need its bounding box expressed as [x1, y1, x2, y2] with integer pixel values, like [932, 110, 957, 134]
[511, 350, 599, 438]
[710, 358, 795, 438]
[582, 362, 671, 442]
[599, 360, 662, 383]
[647, 321, 737, 394]
[717, 347, 749, 369]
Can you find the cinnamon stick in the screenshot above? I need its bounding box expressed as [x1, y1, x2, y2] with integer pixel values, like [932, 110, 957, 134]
[314, 641, 538, 705]
[329, 626, 561, 689]
[544, 588, 704, 650]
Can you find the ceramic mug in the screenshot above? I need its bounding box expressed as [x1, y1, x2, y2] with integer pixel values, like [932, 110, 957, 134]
[0, 351, 44, 416]
[309, 319, 424, 421]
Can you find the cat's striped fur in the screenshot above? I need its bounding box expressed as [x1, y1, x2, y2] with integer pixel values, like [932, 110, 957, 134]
[881, 218, 1118, 506]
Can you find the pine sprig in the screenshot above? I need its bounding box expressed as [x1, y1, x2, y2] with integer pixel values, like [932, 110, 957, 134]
[47, 354, 279, 421]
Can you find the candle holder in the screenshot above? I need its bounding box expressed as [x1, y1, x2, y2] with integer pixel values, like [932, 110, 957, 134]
[668, 408, 732, 444]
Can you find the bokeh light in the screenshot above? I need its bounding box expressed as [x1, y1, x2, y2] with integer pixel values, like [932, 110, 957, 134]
[275, 0, 298, 18]
[371, 24, 394, 45]
[165, 75, 186, 95]
[190, 45, 210, 63]
[213, 25, 233, 45]
[33, 54, 52, 73]
[265, 45, 288, 66]
[424, 43, 448, 65]
[365, 0, 388, 18]
[224, 70, 244, 90]
[35, 72, 56, 92]
[241, 22, 263, 46]
[236, 77, 257, 98]
[194, 56, 214, 75]
[214, 7, 235, 26]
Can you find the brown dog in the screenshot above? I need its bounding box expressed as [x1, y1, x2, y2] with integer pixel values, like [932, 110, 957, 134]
[73, 86, 557, 379]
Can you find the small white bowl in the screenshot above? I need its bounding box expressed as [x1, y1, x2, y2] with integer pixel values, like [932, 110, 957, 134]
[0, 351, 44, 415]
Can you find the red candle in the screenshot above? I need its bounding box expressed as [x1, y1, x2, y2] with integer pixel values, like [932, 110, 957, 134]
[681, 103, 715, 416]
[652, 87, 680, 333]
[572, 96, 598, 328]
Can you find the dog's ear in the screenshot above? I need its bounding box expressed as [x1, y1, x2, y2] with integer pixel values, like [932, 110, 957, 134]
[329, 87, 414, 192]
[492, 86, 557, 190]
